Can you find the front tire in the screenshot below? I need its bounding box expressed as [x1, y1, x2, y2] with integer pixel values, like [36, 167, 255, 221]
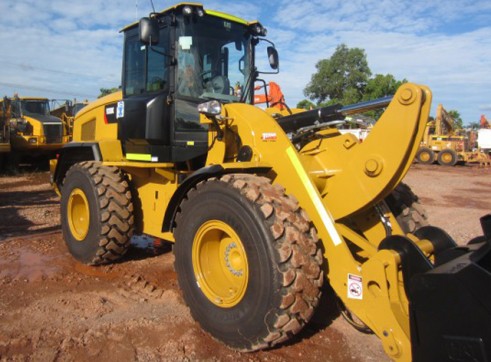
[174, 174, 323, 351]
[61, 161, 134, 265]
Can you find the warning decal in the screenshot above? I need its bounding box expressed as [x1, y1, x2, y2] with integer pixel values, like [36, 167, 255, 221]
[261, 132, 277, 142]
[347, 273, 363, 300]
[104, 104, 118, 124]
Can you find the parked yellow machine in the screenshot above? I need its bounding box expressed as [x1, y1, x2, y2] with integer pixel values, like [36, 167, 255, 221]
[0, 97, 11, 155]
[416, 104, 486, 165]
[0, 95, 70, 155]
[50, 99, 89, 140]
[50, 3, 491, 361]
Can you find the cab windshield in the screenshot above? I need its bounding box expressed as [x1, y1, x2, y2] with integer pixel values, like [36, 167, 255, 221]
[17, 100, 50, 117]
[176, 14, 252, 103]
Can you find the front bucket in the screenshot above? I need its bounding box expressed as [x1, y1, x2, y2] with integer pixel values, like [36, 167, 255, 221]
[409, 239, 491, 361]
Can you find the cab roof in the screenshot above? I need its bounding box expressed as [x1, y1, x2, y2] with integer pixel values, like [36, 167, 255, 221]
[121, 2, 258, 32]
[1, 96, 49, 102]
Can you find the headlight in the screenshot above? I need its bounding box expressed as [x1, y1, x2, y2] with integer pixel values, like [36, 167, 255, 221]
[28, 137, 37, 144]
[198, 100, 222, 117]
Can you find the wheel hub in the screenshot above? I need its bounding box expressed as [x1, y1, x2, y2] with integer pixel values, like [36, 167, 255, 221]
[420, 152, 430, 162]
[67, 188, 90, 241]
[192, 220, 248, 308]
[224, 242, 244, 276]
[442, 153, 451, 162]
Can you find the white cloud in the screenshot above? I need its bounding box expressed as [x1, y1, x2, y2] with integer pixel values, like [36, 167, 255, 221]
[0, 0, 490, 123]
[0, 0, 132, 99]
[266, 0, 491, 123]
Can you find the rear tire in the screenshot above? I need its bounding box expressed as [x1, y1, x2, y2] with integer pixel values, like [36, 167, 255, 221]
[385, 182, 428, 234]
[61, 161, 134, 265]
[174, 174, 323, 351]
[437, 149, 458, 166]
[416, 147, 435, 164]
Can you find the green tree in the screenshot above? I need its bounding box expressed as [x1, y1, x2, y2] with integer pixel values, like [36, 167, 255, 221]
[448, 110, 463, 130]
[98, 87, 120, 98]
[363, 74, 407, 101]
[296, 99, 316, 110]
[304, 44, 371, 105]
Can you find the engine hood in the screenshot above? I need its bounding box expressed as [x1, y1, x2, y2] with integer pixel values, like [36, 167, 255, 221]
[25, 114, 62, 124]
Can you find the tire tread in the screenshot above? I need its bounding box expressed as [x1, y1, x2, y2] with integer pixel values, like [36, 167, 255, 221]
[175, 173, 323, 351]
[63, 161, 134, 265]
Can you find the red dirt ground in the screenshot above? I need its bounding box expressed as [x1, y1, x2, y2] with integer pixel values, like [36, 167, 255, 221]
[0, 163, 489, 361]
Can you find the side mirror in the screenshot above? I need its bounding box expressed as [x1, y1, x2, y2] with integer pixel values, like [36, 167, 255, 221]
[267, 46, 279, 70]
[139, 17, 159, 45]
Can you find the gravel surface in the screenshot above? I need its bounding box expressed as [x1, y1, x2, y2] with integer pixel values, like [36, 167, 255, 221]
[0, 164, 489, 361]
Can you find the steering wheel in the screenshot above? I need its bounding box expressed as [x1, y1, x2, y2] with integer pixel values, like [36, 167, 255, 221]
[199, 70, 213, 85]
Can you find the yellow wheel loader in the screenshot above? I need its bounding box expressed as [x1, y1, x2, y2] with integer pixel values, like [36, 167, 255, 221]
[50, 4, 491, 361]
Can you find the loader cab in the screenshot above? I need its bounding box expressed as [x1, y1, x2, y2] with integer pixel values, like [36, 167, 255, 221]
[119, 3, 273, 164]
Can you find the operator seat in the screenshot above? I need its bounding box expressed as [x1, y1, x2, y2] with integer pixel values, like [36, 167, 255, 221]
[207, 75, 230, 95]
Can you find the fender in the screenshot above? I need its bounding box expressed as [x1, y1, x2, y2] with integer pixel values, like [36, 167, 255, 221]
[51, 142, 101, 191]
[162, 162, 271, 233]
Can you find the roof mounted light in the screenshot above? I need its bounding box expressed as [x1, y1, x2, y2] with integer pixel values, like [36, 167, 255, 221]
[250, 23, 267, 36]
[182, 5, 204, 17]
[182, 5, 193, 16]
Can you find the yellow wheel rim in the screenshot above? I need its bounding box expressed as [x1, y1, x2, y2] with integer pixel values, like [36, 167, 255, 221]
[441, 153, 452, 163]
[67, 188, 90, 241]
[420, 152, 430, 162]
[192, 220, 249, 308]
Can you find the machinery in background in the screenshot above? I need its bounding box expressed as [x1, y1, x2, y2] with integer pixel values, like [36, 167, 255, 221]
[478, 115, 491, 155]
[416, 104, 488, 166]
[0, 97, 11, 166]
[50, 99, 89, 140]
[0, 97, 11, 152]
[254, 81, 290, 112]
[0, 95, 70, 167]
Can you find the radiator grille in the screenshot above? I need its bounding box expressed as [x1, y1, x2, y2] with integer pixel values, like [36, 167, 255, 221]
[43, 123, 62, 144]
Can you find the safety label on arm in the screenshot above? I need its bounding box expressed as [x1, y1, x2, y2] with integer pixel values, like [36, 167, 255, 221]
[347, 273, 363, 300]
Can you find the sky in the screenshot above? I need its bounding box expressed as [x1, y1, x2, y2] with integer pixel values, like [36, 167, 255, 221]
[1, 0, 490, 125]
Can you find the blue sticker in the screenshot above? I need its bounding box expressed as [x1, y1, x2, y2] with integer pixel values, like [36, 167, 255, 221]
[116, 101, 124, 119]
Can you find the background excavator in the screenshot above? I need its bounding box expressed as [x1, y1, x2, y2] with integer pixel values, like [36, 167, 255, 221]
[50, 3, 491, 361]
